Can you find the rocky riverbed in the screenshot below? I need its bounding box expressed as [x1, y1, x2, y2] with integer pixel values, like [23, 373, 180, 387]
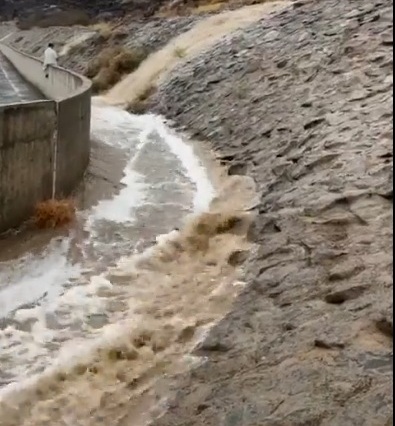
[148, 0, 393, 424]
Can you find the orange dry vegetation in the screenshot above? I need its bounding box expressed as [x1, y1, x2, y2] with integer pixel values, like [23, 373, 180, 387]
[33, 199, 76, 229]
[86, 46, 148, 93]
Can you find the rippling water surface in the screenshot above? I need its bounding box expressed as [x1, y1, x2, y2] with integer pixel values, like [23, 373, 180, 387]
[0, 101, 215, 392]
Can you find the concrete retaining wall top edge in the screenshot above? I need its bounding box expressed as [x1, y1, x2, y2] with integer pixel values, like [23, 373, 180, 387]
[0, 42, 92, 101]
[0, 99, 55, 111]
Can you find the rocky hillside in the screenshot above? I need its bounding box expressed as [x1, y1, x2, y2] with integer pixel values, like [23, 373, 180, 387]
[0, 0, 172, 25]
[0, 0, 271, 25]
[149, 0, 394, 424]
[0, 0, 119, 21]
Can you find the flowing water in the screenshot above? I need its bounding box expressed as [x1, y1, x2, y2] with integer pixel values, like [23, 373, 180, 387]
[0, 4, 290, 422]
[0, 97, 256, 426]
[0, 98, 216, 386]
[105, 1, 289, 107]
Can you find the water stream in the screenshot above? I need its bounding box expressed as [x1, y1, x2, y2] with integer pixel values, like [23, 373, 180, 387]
[0, 100, 215, 393]
[0, 6, 269, 415]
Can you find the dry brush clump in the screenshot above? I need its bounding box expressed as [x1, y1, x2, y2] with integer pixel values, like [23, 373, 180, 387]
[90, 21, 130, 42]
[90, 22, 114, 40]
[33, 199, 76, 229]
[86, 46, 148, 93]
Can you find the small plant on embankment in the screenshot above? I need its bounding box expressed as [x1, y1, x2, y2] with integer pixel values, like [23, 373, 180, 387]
[90, 22, 114, 40]
[86, 46, 148, 93]
[33, 199, 76, 229]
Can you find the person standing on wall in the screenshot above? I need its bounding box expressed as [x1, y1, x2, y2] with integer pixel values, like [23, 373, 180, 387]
[43, 43, 58, 79]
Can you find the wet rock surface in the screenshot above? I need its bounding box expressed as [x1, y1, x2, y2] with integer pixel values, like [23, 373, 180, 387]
[149, 0, 393, 424]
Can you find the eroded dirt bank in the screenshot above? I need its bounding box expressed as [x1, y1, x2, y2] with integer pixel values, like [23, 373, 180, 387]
[148, 0, 393, 424]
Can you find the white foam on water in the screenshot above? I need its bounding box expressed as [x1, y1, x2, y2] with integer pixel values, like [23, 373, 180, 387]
[0, 313, 143, 401]
[0, 268, 118, 383]
[0, 238, 80, 317]
[87, 103, 148, 228]
[0, 104, 216, 396]
[110, 228, 181, 278]
[130, 113, 215, 213]
[88, 166, 146, 225]
[0, 103, 149, 318]
[90, 101, 143, 150]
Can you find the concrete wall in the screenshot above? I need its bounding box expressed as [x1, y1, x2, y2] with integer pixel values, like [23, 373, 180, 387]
[0, 44, 92, 231]
[56, 91, 91, 196]
[0, 101, 56, 232]
[0, 44, 89, 101]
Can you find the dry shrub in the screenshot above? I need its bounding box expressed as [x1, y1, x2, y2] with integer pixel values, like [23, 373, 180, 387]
[91, 22, 114, 40]
[33, 199, 76, 229]
[86, 46, 148, 93]
[92, 68, 122, 93]
[85, 47, 118, 78]
[63, 40, 85, 57]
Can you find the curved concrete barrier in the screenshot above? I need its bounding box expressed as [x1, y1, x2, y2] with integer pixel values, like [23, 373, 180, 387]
[0, 44, 91, 232]
[0, 100, 56, 231]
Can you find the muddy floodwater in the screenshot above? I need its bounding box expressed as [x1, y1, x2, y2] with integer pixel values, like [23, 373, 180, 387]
[0, 99, 216, 385]
[0, 8, 265, 421]
[0, 97, 256, 426]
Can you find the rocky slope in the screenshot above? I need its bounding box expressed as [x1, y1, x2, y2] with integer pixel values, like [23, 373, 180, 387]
[148, 0, 393, 424]
[1, 16, 201, 81]
[0, 0, 166, 22]
[0, 0, 233, 25]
